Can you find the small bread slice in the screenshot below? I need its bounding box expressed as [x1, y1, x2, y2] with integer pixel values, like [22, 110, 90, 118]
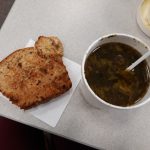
[0, 37, 72, 109]
[35, 36, 63, 58]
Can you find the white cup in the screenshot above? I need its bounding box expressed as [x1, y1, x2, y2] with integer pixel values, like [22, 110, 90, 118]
[81, 33, 150, 110]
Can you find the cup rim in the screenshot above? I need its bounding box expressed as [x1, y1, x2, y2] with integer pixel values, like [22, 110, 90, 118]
[81, 33, 150, 110]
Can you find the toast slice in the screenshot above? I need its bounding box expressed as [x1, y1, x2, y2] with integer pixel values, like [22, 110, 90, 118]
[35, 36, 63, 58]
[0, 37, 72, 109]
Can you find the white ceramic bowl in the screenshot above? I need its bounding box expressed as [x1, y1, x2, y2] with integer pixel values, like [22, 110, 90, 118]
[81, 33, 150, 110]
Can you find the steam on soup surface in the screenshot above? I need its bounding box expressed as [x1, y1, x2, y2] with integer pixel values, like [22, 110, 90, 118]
[85, 42, 150, 107]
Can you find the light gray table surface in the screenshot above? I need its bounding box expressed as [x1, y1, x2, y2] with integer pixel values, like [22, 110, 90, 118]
[0, 0, 150, 149]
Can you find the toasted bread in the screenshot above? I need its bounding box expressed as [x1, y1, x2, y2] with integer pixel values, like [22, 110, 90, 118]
[0, 37, 72, 109]
[35, 36, 63, 58]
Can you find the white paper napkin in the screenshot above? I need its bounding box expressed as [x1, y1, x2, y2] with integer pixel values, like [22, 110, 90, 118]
[26, 39, 81, 127]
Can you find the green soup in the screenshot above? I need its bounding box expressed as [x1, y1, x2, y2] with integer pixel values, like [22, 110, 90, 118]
[85, 42, 150, 107]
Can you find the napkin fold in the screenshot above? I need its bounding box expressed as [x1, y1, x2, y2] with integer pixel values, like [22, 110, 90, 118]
[26, 39, 81, 127]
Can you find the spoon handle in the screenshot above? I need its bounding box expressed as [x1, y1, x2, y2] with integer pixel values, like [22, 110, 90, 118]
[127, 50, 150, 71]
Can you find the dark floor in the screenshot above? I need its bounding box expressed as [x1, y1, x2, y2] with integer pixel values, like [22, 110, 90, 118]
[0, 117, 97, 150]
[0, 0, 97, 150]
[0, 0, 15, 27]
[0, 117, 45, 150]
